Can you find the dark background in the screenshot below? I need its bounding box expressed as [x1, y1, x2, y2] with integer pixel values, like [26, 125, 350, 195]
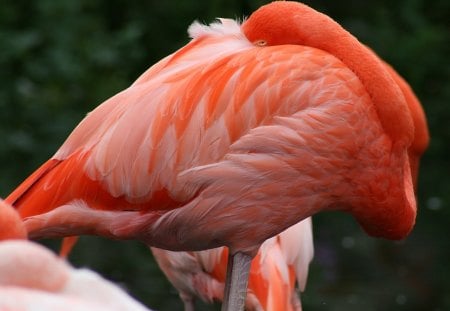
[0, 0, 448, 310]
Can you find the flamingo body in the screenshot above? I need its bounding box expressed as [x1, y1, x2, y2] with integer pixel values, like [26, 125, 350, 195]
[8, 4, 415, 253]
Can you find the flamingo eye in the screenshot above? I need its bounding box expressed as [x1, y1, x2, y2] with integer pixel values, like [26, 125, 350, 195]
[253, 39, 267, 46]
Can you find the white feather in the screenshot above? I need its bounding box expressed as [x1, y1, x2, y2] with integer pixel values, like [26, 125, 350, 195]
[188, 18, 242, 39]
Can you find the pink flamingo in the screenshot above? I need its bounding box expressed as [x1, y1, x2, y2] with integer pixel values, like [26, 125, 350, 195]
[0, 199, 152, 311]
[6, 2, 428, 309]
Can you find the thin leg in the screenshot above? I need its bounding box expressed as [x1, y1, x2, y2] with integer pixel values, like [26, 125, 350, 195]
[221, 252, 252, 311]
[59, 236, 79, 258]
[180, 292, 195, 311]
[291, 289, 303, 311]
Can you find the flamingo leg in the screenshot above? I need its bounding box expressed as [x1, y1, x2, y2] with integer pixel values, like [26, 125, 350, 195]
[221, 252, 252, 311]
[292, 290, 303, 311]
[179, 292, 195, 311]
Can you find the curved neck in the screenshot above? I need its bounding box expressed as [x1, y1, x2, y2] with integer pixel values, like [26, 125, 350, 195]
[242, 1, 413, 146]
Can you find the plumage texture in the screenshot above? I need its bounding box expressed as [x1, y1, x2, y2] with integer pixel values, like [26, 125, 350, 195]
[151, 218, 313, 310]
[7, 1, 419, 259]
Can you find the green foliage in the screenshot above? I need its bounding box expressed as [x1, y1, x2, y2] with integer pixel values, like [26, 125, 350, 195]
[0, 1, 448, 310]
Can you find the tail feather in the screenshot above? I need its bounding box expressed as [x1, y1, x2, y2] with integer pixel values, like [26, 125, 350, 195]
[6, 150, 149, 220]
[248, 244, 297, 311]
[278, 218, 314, 291]
[266, 263, 292, 311]
[6, 159, 61, 217]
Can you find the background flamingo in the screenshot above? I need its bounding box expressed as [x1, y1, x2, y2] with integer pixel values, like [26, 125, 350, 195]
[4, 1, 428, 310]
[0, 199, 152, 311]
[151, 218, 313, 311]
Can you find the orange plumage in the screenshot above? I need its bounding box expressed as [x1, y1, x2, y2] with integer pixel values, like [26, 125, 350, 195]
[6, 2, 428, 310]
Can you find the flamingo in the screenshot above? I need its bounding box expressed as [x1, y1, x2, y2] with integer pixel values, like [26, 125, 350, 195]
[145, 37, 429, 311]
[151, 218, 313, 310]
[0, 199, 152, 311]
[149, 56, 429, 311]
[6, 2, 427, 310]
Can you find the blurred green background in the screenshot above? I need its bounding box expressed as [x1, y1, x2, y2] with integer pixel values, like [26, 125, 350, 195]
[0, 0, 448, 310]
